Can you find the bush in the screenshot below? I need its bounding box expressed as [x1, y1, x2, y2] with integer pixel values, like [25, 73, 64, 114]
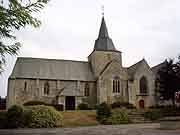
[126, 103, 136, 109]
[23, 101, 48, 106]
[78, 103, 91, 110]
[96, 102, 112, 121]
[144, 110, 163, 121]
[0, 105, 63, 128]
[111, 102, 135, 109]
[0, 111, 7, 129]
[53, 104, 64, 111]
[160, 106, 180, 116]
[101, 109, 129, 125]
[6, 105, 28, 128]
[27, 105, 62, 128]
[149, 105, 165, 109]
[112, 109, 129, 124]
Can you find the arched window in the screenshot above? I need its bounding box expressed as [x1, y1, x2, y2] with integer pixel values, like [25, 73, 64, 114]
[84, 83, 90, 96]
[113, 76, 120, 93]
[44, 81, 50, 95]
[140, 76, 148, 94]
[24, 81, 27, 91]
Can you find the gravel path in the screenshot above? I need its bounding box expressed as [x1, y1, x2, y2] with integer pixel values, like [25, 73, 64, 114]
[0, 123, 180, 135]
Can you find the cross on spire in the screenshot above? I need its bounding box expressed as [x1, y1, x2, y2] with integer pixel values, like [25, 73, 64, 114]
[101, 5, 104, 17]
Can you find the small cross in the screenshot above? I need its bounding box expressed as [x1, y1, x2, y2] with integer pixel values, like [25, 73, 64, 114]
[101, 5, 104, 17]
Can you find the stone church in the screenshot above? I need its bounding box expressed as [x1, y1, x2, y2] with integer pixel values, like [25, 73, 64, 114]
[7, 17, 161, 109]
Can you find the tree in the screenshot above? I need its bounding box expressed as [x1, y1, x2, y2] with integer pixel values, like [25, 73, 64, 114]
[0, 0, 49, 73]
[175, 55, 180, 76]
[156, 58, 180, 106]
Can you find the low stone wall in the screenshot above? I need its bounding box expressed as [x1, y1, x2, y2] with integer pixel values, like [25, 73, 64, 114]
[160, 116, 180, 129]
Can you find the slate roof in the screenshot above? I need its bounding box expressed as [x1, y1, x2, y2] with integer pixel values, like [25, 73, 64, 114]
[10, 57, 95, 81]
[94, 17, 116, 51]
[127, 59, 146, 75]
[151, 61, 167, 75]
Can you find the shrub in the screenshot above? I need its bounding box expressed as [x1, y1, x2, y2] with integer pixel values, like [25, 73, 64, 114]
[111, 102, 135, 109]
[160, 106, 180, 116]
[0, 105, 63, 128]
[112, 109, 129, 123]
[149, 105, 165, 109]
[53, 104, 64, 111]
[126, 103, 136, 109]
[23, 101, 48, 106]
[144, 110, 163, 121]
[0, 111, 7, 129]
[27, 105, 62, 128]
[78, 103, 91, 110]
[101, 109, 129, 125]
[6, 105, 28, 128]
[96, 102, 112, 121]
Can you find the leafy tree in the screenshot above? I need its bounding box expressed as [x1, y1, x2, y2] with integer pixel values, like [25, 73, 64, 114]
[156, 58, 180, 106]
[175, 55, 180, 76]
[0, 0, 49, 73]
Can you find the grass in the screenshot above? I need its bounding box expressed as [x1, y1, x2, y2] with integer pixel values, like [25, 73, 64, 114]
[61, 110, 99, 127]
[60, 109, 142, 127]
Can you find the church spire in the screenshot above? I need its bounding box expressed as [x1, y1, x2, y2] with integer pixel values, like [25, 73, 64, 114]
[98, 17, 109, 38]
[94, 17, 116, 51]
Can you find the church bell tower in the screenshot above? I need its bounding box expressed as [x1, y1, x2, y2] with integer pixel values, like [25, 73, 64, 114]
[88, 17, 122, 77]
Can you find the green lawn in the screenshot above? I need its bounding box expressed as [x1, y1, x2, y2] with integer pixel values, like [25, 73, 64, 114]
[61, 110, 99, 127]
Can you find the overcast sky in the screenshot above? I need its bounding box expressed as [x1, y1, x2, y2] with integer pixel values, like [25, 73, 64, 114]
[1, 0, 180, 97]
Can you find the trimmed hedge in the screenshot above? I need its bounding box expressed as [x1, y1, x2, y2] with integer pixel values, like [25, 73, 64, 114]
[144, 109, 163, 121]
[149, 105, 165, 109]
[78, 103, 91, 110]
[148, 106, 180, 117]
[111, 102, 135, 109]
[161, 107, 180, 117]
[23, 101, 48, 106]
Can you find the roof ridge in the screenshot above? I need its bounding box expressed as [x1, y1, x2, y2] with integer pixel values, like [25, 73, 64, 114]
[151, 61, 167, 69]
[128, 59, 145, 69]
[17, 57, 88, 63]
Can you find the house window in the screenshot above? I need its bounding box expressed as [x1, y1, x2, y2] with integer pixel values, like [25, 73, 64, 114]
[140, 76, 148, 94]
[84, 83, 90, 96]
[24, 81, 27, 91]
[44, 81, 50, 95]
[113, 76, 120, 93]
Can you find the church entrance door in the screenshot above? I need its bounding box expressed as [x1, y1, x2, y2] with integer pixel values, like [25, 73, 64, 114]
[65, 96, 75, 110]
[139, 100, 145, 108]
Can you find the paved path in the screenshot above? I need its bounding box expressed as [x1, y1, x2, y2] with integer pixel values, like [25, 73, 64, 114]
[0, 123, 180, 135]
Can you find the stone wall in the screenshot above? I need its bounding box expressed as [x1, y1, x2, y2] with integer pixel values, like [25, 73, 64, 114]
[96, 59, 129, 104]
[88, 51, 122, 77]
[129, 62, 156, 108]
[7, 78, 96, 108]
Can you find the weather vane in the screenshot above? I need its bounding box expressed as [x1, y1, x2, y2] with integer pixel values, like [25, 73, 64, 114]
[101, 5, 104, 17]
